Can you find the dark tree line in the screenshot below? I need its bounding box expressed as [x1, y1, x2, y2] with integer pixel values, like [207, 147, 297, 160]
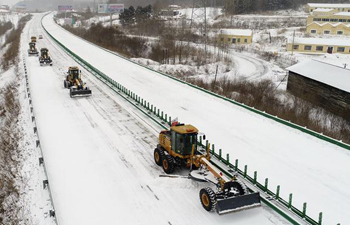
[119, 5, 152, 26]
[224, 0, 350, 14]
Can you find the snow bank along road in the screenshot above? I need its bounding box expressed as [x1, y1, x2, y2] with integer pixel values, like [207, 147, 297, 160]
[41, 12, 350, 224]
[24, 14, 291, 225]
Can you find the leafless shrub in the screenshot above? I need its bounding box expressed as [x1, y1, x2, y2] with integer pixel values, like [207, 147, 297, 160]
[1, 15, 32, 70]
[187, 76, 350, 144]
[62, 23, 147, 58]
[0, 21, 13, 37]
[0, 75, 23, 224]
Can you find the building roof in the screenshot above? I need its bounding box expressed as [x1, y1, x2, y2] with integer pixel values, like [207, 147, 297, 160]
[308, 3, 350, 8]
[287, 59, 350, 93]
[219, 29, 252, 36]
[288, 37, 350, 47]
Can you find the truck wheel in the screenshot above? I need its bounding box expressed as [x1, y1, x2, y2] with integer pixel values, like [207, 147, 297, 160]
[200, 187, 217, 212]
[162, 155, 175, 174]
[154, 148, 165, 166]
[223, 181, 247, 196]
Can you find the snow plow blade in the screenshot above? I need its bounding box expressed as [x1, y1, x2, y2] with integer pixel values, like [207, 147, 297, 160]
[70, 89, 92, 97]
[216, 192, 261, 215]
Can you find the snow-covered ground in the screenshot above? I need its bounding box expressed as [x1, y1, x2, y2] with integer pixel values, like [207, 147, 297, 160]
[42, 12, 350, 225]
[26, 13, 290, 225]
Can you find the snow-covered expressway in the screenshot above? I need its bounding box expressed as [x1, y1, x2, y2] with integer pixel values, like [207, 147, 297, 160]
[24, 13, 291, 225]
[32, 12, 350, 224]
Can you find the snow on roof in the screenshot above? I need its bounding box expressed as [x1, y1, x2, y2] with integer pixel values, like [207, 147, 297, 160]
[288, 37, 350, 47]
[308, 3, 350, 8]
[334, 12, 350, 16]
[287, 59, 350, 93]
[0, 9, 9, 13]
[219, 29, 252, 36]
[313, 8, 334, 12]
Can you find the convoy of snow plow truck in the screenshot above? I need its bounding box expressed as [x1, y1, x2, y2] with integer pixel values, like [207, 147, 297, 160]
[28, 35, 92, 98]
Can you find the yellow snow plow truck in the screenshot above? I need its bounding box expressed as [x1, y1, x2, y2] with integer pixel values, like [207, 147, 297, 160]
[31, 36, 36, 43]
[154, 123, 261, 215]
[64, 67, 92, 98]
[28, 42, 39, 56]
[39, 48, 53, 66]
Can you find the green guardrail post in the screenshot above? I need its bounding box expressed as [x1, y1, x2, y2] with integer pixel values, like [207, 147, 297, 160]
[161, 111, 164, 120]
[211, 144, 215, 154]
[205, 140, 208, 150]
[199, 136, 202, 145]
[165, 114, 167, 122]
[169, 117, 171, 126]
[219, 149, 222, 160]
[141, 99, 143, 106]
[226, 154, 229, 163]
[154, 106, 156, 114]
[302, 202, 307, 218]
[318, 212, 323, 225]
[264, 178, 268, 192]
[244, 165, 247, 178]
[235, 159, 238, 171]
[253, 171, 257, 185]
[276, 185, 280, 199]
[147, 102, 149, 110]
[157, 109, 160, 117]
[288, 193, 293, 209]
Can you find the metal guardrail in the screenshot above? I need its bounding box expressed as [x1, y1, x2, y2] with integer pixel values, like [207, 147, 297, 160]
[41, 13, 342, 225]
[22, 55, 59, 224]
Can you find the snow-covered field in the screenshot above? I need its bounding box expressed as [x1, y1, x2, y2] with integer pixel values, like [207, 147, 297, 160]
[41, 12, 350, 225]
[26, 13, 291, 225]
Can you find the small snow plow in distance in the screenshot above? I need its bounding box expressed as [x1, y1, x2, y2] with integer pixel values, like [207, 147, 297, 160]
[28, 42, 39, 56]
[154, 124, 261, 215]
[64, 66, 92, 98]
[31, 36, 37, 43]
[39, 48, 53, 66]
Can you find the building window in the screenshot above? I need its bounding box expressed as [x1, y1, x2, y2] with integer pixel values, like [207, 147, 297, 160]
[310, 30, 317, 34]
[293, 45, 299, 50]
[322, 18, 330, 21]
[237, 38, 241, 43]
[304, 45, 312, 50]
[324, 30, 330, 34]
[330, 19, 339, 22]
[316, 46, 323, 51]
[244, 39, 247, 43]
[337, 47, 345, 52]
[337, 31, 344, 35]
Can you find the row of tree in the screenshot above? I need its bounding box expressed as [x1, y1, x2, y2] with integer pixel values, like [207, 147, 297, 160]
[224, 0, 350, 14]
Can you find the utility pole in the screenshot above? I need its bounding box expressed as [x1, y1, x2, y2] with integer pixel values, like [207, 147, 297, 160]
[291, 30, 295, 55]
[190, 0, 207, 60]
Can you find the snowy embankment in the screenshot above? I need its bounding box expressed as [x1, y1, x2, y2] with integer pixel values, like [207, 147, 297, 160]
[0, 14, 55, 224]
[42, 12, 350, 225]
[26, 13, 288, 225]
